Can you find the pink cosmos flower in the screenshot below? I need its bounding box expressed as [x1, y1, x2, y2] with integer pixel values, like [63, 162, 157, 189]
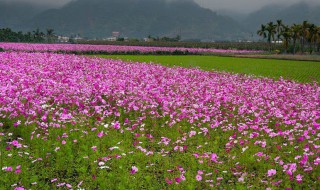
[97, 131, 104, 138]
[15, 169, 21, 174]
[13, 120, 21, 127]
[15, 165, 21, 174]
[238, 176, 245, 182]
[165, 178, 173, 184]
[256, 152, 264, 157]
[211, 153, 218, 163]
[296, 174, 303, 183]
[14, 187, 25, 190]
[300, 154, 308, 166]
[133, 105, 139, 111]
[267, 169, 276, 177]
[196, 175, 202, 181]
[77, 181, 83, 188]
[51, 178, 57, 183]
[217, 177, 223, 181]
[66, 184, 72, 188]
[11, 140, 22, 148]
[189, 131, 196, 137]
[113, 122, 120, 130]
[5, 166, 13, 172]
[57, 183, 66, 187]
[131, 166, 138, 174]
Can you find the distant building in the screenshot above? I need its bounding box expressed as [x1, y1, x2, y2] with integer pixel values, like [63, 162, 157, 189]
[143, 38, 153, 42]
[57, 36, 70, 43]
[102, 32, 122, 41]
[272, 40, 283, 44]
[106, 37, 118, 42]
[73, 36, 83, 41]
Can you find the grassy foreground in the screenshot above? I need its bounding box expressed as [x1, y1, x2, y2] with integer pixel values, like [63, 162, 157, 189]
[97, 55, 320, 83]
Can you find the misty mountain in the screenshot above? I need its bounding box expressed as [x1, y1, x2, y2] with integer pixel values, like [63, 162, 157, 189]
[25, 0, 245, 40]
[2, 0, 318, 41]
[244, 2, 320, 32]
[0, 1, 48, 29]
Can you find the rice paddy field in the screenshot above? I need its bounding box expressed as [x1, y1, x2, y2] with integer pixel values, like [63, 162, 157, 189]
[0, 43, 319, 190]
[98, 55, 320, 83]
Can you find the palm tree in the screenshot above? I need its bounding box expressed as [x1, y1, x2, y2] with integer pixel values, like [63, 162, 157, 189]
[276, 19, 284, 43]
[281, 25, 292, 54]
[307, 24, 317, 54]
[265, 22, 277, 51]
[46, 28, 55, 43]
[316, 26, 320, 53]
[33, 28, 45, 42]
[257, 24, 267, 40]
[291, 24, 301, 54]
[300, 21, 310, 53]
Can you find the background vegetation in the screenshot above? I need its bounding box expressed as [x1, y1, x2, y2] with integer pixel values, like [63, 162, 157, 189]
[257, 20, 320, 54]
[0, 28, 56, 43]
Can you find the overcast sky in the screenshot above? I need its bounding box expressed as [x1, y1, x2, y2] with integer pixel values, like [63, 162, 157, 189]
[1, 0, 317, 13]
[196, 0, 307, 12]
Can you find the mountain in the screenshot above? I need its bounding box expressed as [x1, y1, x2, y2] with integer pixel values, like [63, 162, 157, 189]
[0, 1, 48, 30]
[244, 2, 320, 33]
[26, 0, 245, 40]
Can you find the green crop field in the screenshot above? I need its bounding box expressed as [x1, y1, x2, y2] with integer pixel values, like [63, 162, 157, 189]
[97, 55, 320, 83]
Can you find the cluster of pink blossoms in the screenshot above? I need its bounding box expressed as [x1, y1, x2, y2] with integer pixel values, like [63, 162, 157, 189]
[0, 52, 319, 188]
[0, 42, 263, 54]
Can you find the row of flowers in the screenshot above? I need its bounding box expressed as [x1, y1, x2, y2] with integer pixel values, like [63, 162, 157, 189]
[0, 52, 318, 189]
[0, 42, 263, 54]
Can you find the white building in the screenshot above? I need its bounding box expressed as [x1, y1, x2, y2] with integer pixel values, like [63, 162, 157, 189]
[57, 36, 70, 43]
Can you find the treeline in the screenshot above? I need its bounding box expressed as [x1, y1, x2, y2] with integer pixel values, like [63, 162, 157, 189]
[0, 28, 56, 43]
[257, 20, 320, 54]
[80, 40, 271, 51]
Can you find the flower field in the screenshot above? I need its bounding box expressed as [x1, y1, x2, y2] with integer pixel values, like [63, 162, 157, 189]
[0, 42, 262, 55]
[0, 52, 319, 189]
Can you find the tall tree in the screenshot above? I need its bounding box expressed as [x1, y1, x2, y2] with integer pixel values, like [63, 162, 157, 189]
[265, 22, 277, 51]
[32, 28, 45, 42]
[46, 28, 55, 43]
[291, 24, 301, 54]
[276, 19, 284, 43]
[316, 26, 320, 52]
[281, 25, 292, 54]
[257, 24, 267, 41]
[307, 24, 317, 54]
[300, 21, 310, 53]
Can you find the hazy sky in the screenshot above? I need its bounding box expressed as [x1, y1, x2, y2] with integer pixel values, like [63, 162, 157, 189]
[196, 0, 305, 12]
[1, 0, 316, 13]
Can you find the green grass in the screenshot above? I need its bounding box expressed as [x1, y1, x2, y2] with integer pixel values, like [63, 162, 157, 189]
[97, 55, 320, 83]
